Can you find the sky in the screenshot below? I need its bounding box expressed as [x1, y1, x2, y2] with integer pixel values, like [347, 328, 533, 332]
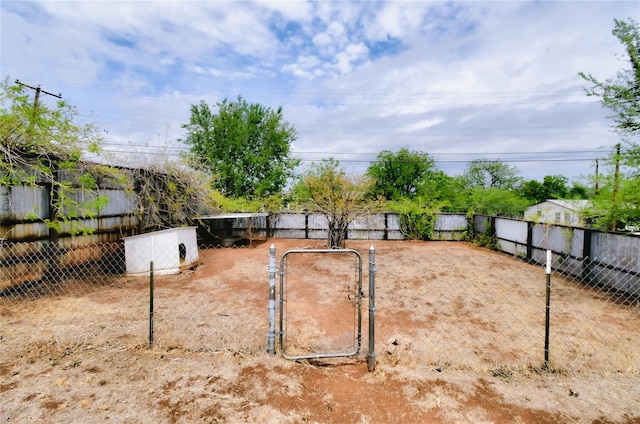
[2, 0, 639, 184]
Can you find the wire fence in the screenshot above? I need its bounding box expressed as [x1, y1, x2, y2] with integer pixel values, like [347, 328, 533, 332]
[1, 239, 639, 374]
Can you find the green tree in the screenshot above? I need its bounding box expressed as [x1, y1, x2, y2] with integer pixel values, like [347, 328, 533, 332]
[418, 170, 468, 209]
[457, 160, 528, 216]
[587, 174, 640, 230]
[469, 187, 529, 218]
[432, 174, 472, 212]
[292, 159, 371, 248]
[462, 159, 521, 190]
[580, 18, 640, 137]
[366, 148, 436, 200]
[520, 175, 571, 202]
[0, 77, 117, 236]
[580, 18, 640, 229]
[181, 96, 299, 198]
[568, 182, 590, 199]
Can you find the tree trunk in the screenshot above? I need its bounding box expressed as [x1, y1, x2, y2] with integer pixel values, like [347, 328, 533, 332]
[328, 218, 347, 248]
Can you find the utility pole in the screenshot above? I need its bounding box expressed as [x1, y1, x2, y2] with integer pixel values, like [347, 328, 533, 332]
[594, 158, 599, 195]
[15, 80, 62, 136]
[611, 143, 621, 231]
[14, 80, 63, 279]
[15, 79, 62, 105]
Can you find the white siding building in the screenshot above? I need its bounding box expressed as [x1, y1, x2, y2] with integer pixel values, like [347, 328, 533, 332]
[524, 199, 591, 226]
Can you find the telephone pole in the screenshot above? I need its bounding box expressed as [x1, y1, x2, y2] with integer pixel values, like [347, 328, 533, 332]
[15, 79, 62, 105]
[594, 158, 599, 195]
[611, 143, 621, 231]
[14, 80, 64, 266]
[15, 80, 62, 136]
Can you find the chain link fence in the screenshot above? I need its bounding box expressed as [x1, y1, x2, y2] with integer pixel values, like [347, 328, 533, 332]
[2, 239, 638, 374]
[375, 247, 639, 375]
[545, 253, 640, 373]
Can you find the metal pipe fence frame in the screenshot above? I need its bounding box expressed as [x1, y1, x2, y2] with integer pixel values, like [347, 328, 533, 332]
[277, 248, 364, 361]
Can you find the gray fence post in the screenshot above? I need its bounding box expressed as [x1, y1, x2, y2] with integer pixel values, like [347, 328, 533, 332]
[267, 244, 277, 355]
[367, 245, 376, 371]
[544, 250, 552, 367]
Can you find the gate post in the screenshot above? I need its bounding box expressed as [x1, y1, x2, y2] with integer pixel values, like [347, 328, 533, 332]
[367, 245, 377, 371]
[267, 244, 277, 355]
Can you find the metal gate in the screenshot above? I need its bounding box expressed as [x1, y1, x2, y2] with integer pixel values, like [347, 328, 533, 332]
[277, 248, 363, 360]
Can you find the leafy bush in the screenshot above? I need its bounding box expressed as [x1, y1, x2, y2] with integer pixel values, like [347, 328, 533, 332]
[387, 198, 438, 241]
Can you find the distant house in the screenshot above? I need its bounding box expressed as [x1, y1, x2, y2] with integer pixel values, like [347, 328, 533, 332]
[524, 199, 591, 226]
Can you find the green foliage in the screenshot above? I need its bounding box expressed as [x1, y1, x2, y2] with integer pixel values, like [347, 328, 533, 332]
[180, 96, 300, 198]
[460, 209, 476, 242]
[475, 232, 498, 250]
[474, 220, 498, 250]
[0, 77, 117, 236]
[462, 159, 521, 190]
[579, 19, 640, 230]
[386, 198, 438, 241]
[519, 175, 589, 203]
[585, 174, 640, 230]
[365, 149, 473, 215]
[206, 188, 273, 213]
[293, 159, 371, 247]
[431, 174, 472, 213]
[468, 187, 529, 217]
[580, 18, 640, 137]
[366, 148, 436, 200]
[520, 175, 568, 202]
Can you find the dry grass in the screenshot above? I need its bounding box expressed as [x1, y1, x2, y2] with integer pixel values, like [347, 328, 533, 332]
[1, 240, 639, 423]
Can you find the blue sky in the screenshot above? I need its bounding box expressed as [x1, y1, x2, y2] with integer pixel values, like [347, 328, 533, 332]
[2, 1, 639, 183]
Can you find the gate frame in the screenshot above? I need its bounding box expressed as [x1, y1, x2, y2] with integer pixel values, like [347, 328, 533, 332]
[278, 248, 363, 361]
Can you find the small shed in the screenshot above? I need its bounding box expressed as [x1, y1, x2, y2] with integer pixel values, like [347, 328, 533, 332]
[124, 227, 199, 275]
[524, 199, 590, 226]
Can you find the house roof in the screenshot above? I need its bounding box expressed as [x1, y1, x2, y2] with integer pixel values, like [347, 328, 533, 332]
[529, 199, 591, 211]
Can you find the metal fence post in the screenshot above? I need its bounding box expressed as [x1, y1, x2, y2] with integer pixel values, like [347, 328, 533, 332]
[149, 260, 154, 349]
[367, 245, 376, 371]
[267, 244, 277, 355]
[544, 250, 552, 367]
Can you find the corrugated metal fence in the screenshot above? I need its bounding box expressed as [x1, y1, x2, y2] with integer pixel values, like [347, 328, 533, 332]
[476, 215, 640, 297]
[2, 176, 639, 300]
[269, 212, 467, 241]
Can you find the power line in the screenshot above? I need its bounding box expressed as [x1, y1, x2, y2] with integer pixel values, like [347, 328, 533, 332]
[98, 147, 606, 165]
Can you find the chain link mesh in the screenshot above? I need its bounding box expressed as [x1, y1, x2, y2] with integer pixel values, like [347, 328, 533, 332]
[2, 239, 638, 373]
[547, 253, 640, 373]
[279, 249, 362, 359]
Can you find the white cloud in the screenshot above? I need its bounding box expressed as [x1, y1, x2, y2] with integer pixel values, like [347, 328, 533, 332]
[369, 1, 429, 40]
[332, 42, 370, 74]
[1, 0, 637, 181]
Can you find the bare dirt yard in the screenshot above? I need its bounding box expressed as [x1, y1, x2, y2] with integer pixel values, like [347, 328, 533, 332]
[1, 239, 639, 423]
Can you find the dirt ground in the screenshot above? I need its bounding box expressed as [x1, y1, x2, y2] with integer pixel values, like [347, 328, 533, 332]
[1, 239, 639, 423]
